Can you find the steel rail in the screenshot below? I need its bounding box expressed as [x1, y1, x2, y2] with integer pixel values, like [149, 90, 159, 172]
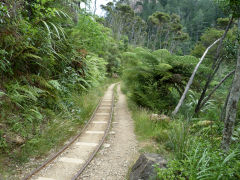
[71, 87, 115, 180]
[22, 96, 104, 180]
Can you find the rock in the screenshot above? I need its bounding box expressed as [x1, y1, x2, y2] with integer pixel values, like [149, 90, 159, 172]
[158, 114, 170, 122]
[109, 131, 116, 135]
[5, 134, 25, 145]
[103, 143, 111, 148]
[112, 73, 119, 78]
[150, 114, 170, 122]
[150, 114, 159, 120]
[130, 153, 167, 180]
[197, 120, 213, 126]
[0, 123, 6, 129]
[192, 120, 213, 128]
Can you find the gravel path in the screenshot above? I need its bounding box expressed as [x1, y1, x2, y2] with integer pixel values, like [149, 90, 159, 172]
[79, 84, 139, 180]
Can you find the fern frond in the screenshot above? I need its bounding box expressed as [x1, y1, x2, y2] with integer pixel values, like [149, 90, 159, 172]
[16, 85, 39, 102]
[41, 20, 51, 37]
[55, 9, 72, 20]
[22, 53, 42, 60]
[48, 80, 61, 90]
[0, 91, 6, 97]
[31, 75, 52, 90]
[49, 22, 61, 39]
[57, 25, 66, 39]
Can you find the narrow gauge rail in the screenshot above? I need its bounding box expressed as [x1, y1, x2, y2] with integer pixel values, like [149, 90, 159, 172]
[23, 84, 115, 180]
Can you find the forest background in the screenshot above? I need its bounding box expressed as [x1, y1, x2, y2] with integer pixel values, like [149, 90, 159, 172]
[0, 0, 240, 179]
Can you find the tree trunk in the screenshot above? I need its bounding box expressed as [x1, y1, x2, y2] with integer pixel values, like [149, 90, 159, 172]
[194, 58, 224, 113]
[153, 27, 160, 51]
[220, 87, 231, 122]
[194, 16, 234, 114]
[221, 50, 240, 151]
[172, 39, 221, 116]
[94, 0, 97, 15]
[198, 70, 235, 110]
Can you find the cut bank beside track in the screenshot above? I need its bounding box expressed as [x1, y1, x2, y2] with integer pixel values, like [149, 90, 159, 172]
[23, 84, 116, 180]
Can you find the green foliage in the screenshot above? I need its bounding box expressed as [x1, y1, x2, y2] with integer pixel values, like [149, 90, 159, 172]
[84, 55, 107, 87]
[124, 95, 171, 155]
[0, 2, 10, 25]
[148, 12, 170, 25]
[122, 48, 209, 112]
[120, 2, 240, 179]
[102, 2, 188, 53]
[137, 0, 225, 44]
[165, 122, 190, 160]
[127, 92, 240, 180]
[217, 17, 230, 29]
[215, 0, 240, 18]
[72, 15, 108, 54]
[0, 0, 120, 177]
[152, 49, 171, 62]
[127, 93, 240, 180]
[191, 28, 224, 59]
[157, 141, 240, 180]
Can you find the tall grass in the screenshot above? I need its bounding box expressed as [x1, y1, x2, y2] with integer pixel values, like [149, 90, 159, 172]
[0, 81, 112, 179]
[165, 121, 190, 160]
[125, 94, 172, 156]
[157, 141, 240, 180]
[125, 84, 240, 179]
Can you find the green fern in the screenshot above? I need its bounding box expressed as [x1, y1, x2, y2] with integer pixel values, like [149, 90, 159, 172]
[48, 80, 61, 91]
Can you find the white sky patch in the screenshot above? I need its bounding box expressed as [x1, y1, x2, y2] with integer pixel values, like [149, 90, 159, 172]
[90, 0, 113, 16]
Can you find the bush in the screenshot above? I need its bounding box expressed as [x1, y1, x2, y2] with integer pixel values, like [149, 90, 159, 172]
[157, 141, 240, 180]
[122, 48, 209, 112]
[0, 1, 122, 176]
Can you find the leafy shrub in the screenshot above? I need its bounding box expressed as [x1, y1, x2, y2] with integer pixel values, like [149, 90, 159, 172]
[165, 122, 190, 160]
[0, 1, 121, 175]
[157, 141, 240, 180]
[122, 48, 209, 112]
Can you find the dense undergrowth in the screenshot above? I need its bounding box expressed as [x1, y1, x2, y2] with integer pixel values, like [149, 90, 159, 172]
[0, 81, 112, 177]
[124, 85, 240, 179]
[122, 47, 209, 112]
[0, 0, 123, 178]
[122, 31, 240, 179]
[1, 0, 240, 179]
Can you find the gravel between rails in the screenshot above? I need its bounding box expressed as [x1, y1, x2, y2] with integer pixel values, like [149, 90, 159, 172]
[79, 84, 139, 180]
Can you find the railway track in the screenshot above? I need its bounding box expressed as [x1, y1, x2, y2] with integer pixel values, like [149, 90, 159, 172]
[23, 84, 116, 180]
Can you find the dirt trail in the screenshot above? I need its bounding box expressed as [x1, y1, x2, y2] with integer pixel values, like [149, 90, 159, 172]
[79, 84, 139, 180]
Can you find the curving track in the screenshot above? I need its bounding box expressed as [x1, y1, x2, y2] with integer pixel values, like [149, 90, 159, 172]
[23, 84, 115, 180]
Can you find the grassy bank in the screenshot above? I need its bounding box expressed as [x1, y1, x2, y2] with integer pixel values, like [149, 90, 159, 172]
[0, 79, 117, 179]
[122, 84, 172, 157]
[126, 98, 240, 179]
[122, 83, 240, 180]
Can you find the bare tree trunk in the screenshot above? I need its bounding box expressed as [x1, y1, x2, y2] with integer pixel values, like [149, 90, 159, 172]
[221, 50, 240, 151]
[159, 27, 163, 49]
[147, 31, 150, 48]
[169, 34, 175, 53]
[170, 41, 177, 54]
[130, 20, 137, 44]
[172, 39, 221, 116]
[94, 0, 97, 15]
[220, 87, 231, 122]
[164, 29, 170, 46]
[198, 70, 235, 110]
[195, 16, 234, 114]
[135, 27, 142, 46]
[163, 29, 170, 49]
[153, 27, 160, 51]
